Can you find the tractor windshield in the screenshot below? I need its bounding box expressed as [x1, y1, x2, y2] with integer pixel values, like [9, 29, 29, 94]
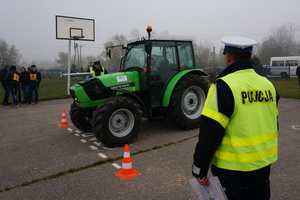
[123, 43, 146, 70]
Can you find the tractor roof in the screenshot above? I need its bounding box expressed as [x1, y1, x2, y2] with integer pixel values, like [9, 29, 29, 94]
[129, 34, 194, 43]
[149, 34, 194, 41]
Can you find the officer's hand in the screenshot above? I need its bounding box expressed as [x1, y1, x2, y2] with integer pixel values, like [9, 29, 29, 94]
[196, 176, 210, 186]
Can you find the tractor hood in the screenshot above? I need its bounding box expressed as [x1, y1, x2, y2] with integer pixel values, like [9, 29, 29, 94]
[70, 71, 141, 108]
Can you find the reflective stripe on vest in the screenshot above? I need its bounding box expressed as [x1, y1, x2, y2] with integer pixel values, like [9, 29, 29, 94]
[203, 69, 278, 171]
[201, 83, 230, 128]
[90, 67, 105, 77]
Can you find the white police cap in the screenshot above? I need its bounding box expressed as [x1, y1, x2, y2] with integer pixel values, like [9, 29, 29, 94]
[222, 36, 257, 51]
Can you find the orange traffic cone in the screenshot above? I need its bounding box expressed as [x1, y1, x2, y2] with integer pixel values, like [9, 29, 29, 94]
[58, 109, 71, 127]
[115, 144, 140, 180]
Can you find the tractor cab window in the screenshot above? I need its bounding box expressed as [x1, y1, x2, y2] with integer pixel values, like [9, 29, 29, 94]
[178, 42, 194, 70]
[151, 41, 178, 78]
[123, 43, 146, 70]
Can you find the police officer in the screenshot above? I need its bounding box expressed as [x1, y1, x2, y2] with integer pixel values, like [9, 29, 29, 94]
[192, 36, 279, 200]
[88, 60, 108, 77]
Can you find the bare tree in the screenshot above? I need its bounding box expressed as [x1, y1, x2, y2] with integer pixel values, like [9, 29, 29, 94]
[0, 39, 21, 67]
[217, 48, 226, 67]
[194, 42, 216, 68]
[128, 29, 142, 41]
[85, 55, 97, 69]
[258, 24, 300, 64]
[99, 34, 127, 72]
[55, 51, 68, 70]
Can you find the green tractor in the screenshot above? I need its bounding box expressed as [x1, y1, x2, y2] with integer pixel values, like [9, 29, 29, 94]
[69, 27, 208, 147]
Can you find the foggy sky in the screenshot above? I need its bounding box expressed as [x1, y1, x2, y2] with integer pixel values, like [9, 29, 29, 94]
[1, 0, 299, 65]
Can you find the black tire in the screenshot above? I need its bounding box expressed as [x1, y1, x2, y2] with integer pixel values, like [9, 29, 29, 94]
[92, 96, 142, 147]
[280, 72, 288, 78]
[69, 102, 93, 132]
[167, 74, 208, 129]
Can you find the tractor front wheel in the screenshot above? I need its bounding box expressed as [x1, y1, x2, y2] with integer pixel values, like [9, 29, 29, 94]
[69, 102, 93, 132]
[92, 96, 142, 147]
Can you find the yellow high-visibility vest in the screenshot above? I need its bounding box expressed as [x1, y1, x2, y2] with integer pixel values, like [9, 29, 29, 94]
[30, 74, 37, 81]
[13, 73, 19, 82]
[202, 69, 278, 171]
[89, 67, 105, 77]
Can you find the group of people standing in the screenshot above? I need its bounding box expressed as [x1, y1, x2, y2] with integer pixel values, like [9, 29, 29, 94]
[0, 65, 41, 108]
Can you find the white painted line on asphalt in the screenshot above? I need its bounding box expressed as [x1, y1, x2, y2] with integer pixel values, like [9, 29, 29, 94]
[292, 125, 300, 130]
[93, 142, 102, 147]
[89, 137, 97, 141]
[76, 130, 82, 134]
[102, 146, 116, 150]
[74, 133, 80, 137]
[98, 153, 108, 158]
[82, 133, 94, 137]
[67, 128, 73, 132]
[89, 145, 98, 150]
[81, 139, 87, 143]
[112, 163, 121, 169]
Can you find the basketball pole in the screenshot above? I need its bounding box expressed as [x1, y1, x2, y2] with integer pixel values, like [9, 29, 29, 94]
[67, 40, 71, 95]
[55, 15, 95, 95]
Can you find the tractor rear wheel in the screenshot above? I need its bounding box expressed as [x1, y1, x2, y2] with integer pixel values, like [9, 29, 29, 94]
[92, 96, 142, 147]
[167, 74, 208, 129]
[70, 102, 93, 132]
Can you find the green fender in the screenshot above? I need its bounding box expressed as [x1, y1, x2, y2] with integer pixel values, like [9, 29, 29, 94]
[162, 69, 207, 107]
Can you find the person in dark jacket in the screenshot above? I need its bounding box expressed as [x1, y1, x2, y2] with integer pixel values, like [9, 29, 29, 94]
[0, 66, 11, 105]
[19, 67, 31, 104]
[296, 66, 300, 88]
[28, 65, 41, 104]
[5, 65, 20, 108]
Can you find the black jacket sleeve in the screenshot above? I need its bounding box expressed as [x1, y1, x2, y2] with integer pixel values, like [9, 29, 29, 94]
[104, 68, 109, 74]
[192, 80, 234, 178]
[193, 116, 226, 177]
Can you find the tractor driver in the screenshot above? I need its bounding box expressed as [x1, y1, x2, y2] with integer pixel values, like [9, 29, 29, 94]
[151, 55, 169, 72]
[151, 57, 159, 72]
[150, 54, 160, 72]
[88, 60, 108, 77]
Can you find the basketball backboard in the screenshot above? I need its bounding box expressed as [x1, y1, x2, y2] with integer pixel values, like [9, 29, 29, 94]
[56, 15, 95, 41]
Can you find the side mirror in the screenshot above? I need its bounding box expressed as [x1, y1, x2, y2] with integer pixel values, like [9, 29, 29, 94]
[145, 41, 152, 54]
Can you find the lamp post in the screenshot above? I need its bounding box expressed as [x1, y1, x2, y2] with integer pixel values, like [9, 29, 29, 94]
[212, 44, 216, 68]
[79, 45, 85, 71]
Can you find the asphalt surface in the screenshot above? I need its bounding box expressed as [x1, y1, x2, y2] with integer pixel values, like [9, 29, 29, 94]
[0, 98, 299, 199]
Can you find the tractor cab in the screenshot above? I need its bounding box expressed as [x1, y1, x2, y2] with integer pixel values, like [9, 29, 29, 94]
[109, 27, 197, 113]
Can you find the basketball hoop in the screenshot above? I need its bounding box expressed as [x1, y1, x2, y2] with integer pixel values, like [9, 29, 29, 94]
[72, 36, 85, 40]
